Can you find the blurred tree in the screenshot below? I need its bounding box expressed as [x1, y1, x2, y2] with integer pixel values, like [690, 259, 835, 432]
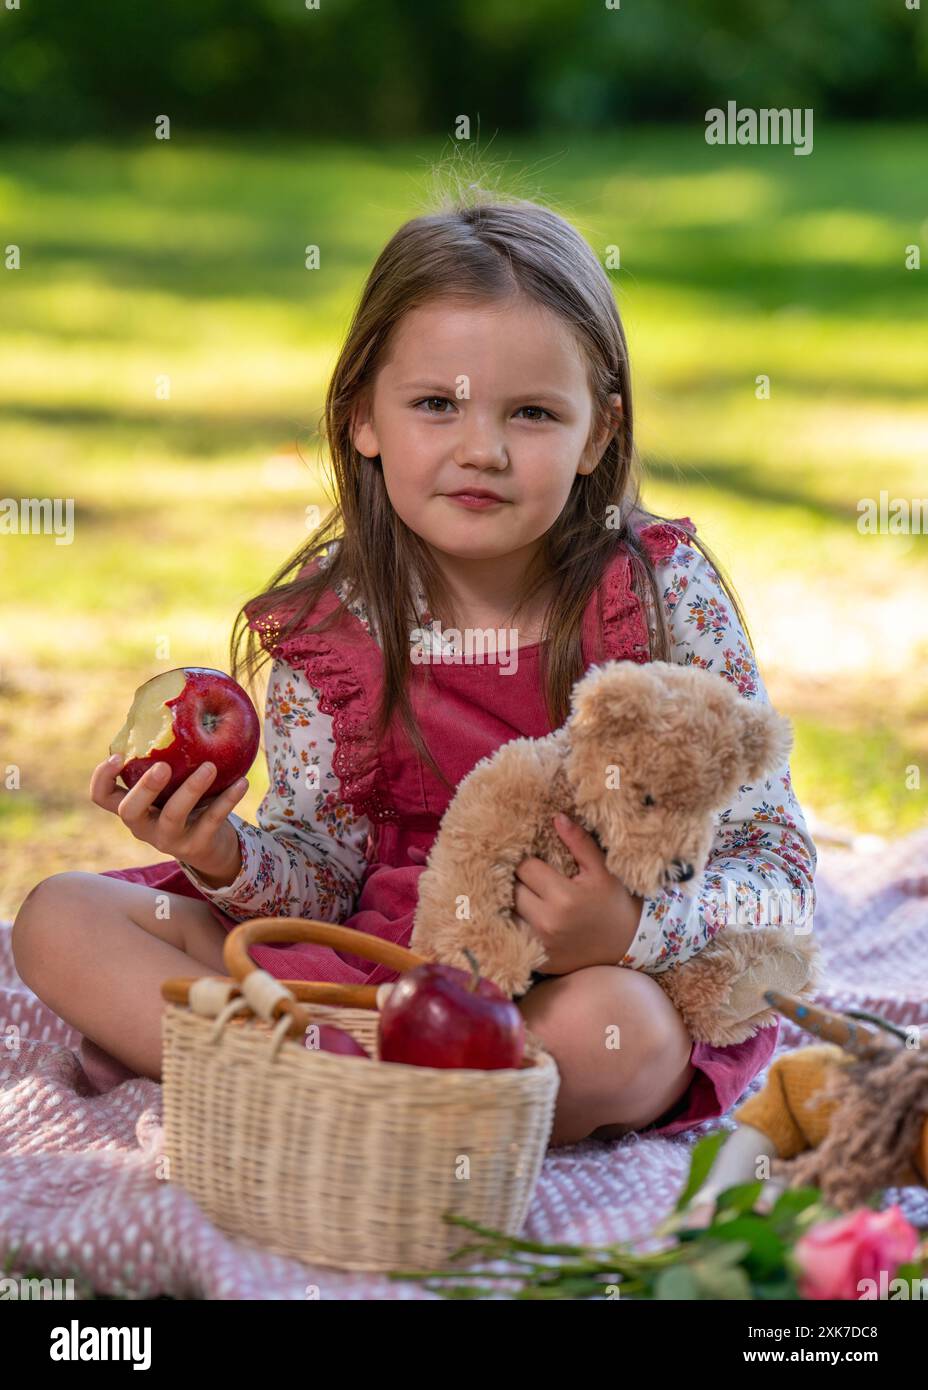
[0, 0, 923, 138]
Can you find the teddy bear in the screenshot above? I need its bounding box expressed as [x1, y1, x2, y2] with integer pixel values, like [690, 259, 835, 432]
[409, 659, 821, 1048]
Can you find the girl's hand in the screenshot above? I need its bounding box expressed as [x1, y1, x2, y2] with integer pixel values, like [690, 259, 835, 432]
[512, 813, 645, 975]
[90, 755, 247, 883]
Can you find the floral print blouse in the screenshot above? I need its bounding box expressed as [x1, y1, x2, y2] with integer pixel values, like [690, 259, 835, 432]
[178, 539, 818, 973]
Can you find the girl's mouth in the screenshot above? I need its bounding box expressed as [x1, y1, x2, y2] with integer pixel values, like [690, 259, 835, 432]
[444, 494, 507, 510]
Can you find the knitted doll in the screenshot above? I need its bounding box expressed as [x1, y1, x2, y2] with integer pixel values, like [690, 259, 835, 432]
[685, 992, 928, 1220]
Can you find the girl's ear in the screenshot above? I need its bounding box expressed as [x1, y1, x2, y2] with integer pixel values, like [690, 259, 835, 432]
[581, 393, 623, 473]
[598, 393, 623, 453]
[350, 397, 380, 459]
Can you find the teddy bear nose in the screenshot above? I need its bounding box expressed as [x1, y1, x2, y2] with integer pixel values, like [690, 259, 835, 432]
[671, 859, 695, 881]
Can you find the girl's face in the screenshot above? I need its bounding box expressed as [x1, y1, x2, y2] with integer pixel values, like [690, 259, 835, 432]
[351, 295, 621, 562]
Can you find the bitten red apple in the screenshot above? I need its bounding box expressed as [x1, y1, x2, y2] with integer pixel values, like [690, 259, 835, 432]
[379, 950, 525, 1070]
[109, 667, 260, 811]
[304, 1023, 370, 1058]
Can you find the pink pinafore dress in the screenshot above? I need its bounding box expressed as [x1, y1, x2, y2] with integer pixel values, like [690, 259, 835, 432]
[101, 518, 778, 1137]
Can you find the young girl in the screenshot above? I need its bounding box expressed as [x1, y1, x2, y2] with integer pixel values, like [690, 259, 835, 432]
[13, 194, 816, 1146]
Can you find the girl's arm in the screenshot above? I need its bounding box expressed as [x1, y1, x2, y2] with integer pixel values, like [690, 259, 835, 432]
[176, 658, 371, 923]
[618, 538, 817, 972]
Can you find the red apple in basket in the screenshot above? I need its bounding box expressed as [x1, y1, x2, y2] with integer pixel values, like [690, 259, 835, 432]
[109, 667, 260, 811]
[379, 949, 525, 1070]
[304, 1023, 370, 1058]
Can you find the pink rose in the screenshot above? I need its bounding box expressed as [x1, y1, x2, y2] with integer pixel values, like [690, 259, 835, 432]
[794, 1205, 919, 1300]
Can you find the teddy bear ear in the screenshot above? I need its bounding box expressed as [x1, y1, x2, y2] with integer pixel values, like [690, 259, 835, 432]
[568, 662, 656, 736]
[736, 700, 794, 782]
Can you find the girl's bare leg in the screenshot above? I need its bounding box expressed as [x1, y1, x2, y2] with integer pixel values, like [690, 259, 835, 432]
[517, 965, 696, 1147]
[12, 871, 231, 1083]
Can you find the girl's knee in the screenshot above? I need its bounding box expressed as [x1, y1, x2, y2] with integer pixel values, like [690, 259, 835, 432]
[590, 968, 696, 1132]
[12, 871, 99, 982]
[523, 965, 687, 1051]
[17, 869, 98, 915]
[518, 965, 694, 1141]
[599, 966, 693, 1064]
[519, 964, 673, 1070]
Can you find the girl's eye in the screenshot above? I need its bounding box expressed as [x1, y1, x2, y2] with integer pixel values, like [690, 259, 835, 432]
[641, 793, 656, 808]
[412, 399, 555, 421]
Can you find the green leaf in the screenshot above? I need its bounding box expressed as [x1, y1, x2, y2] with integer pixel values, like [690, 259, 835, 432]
[674, 1132, 729, 1212]
[690, 1260, 753, 1300]
[793, 1197, 843, 1232]
[655, 1266, 701, 1299]
[707, 1216, 787, 1281]
[753, 1275, 802, 1300]
[698, 1238, 752, 1267]
[713, 1181, 765, 1217]
[673, 1226, 705, 1245]
[892, 1261, 928, 1295]
[766, 1186, 822, 1228]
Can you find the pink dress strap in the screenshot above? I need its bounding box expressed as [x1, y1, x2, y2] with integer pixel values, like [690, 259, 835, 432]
[635, 514, 696, 565]
[245, 561, 399, 826]
[589, 515, 697, 664]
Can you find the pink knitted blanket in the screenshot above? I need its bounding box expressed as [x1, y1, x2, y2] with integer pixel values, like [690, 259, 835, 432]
[2, 828, 927, 1299]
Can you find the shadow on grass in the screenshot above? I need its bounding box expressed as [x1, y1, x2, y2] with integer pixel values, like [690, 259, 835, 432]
[3, 129, 926, 320]
[643, 453, 868, 524]
[0, 404, 324, 455]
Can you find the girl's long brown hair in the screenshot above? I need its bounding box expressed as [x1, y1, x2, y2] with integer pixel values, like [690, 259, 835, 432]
[230, 191, 753, 795]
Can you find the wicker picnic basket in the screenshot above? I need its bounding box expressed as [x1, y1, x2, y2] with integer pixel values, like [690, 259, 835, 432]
[160, 918, 559, 1272]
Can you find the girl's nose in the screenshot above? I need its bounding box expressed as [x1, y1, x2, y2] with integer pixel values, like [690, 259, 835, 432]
[454, 446, 507, 469]
[453, 422, 507, 469]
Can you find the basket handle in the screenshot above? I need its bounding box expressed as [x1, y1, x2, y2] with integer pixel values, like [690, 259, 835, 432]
[222, 917, 429, 1005]
[160, 919, 431, 1033]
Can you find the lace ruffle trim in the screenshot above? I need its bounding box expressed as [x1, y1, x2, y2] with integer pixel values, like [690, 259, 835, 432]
[637, 516, 696, 565]
[246, 589, 398, 826]
[601, 516, 696, 661]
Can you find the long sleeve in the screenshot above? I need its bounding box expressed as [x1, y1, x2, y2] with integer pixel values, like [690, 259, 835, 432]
[619, 539, 817, 973]
[177, 657, 372, 923]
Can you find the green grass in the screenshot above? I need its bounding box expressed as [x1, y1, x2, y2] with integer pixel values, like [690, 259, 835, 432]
[1, 126, 926, 918]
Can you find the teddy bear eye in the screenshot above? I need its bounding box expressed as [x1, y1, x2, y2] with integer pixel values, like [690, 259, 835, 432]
[641, 793, 656, 808]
